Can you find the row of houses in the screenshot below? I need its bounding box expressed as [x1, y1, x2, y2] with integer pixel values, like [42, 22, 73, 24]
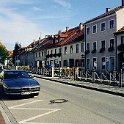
[15, 1, 124, 72]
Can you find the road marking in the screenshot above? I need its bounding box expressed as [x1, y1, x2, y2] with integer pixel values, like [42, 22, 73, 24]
[10, 108, 59, 111]
[22, 122, 71, 124]
[23, 122, 71, 124]
[19, 109, 61, 124]
[9, 100, 63, 124]
[9, 100, 43, 109]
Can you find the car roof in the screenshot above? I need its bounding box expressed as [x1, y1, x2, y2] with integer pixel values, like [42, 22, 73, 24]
[4, 70, 26, 72]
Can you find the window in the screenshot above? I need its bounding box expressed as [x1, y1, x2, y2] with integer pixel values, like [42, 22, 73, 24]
[70, 45, 73, 54]
[86, 59, 90, 69]
[87, 27, 90, 34]
[110, 20, 114, 29]
[51, 50, 53, 54]
[92, 25, 97, 33]
[39, 52, 40, 57]
[64, 47, 67, 54]
[102, 57, 106, 69]
[42, 51, 44, 56]
[86, 43, 90, 50]
[81, 43, 85, 52]
[36, 53, 37, 57]
[63, 60, 68, 67]
[55, 49, 57, 54]
[101, 40, 105, 48]
[59, 48, 61, 53]
[76, 44, 79, 53]
[121, 36, 124, 44]
[93, 58, 97, 69]
[47, 51, 49, 55]
[110, 39, 114, 48]
[101, 22, 106, 31]
[93, 41, 97, 50]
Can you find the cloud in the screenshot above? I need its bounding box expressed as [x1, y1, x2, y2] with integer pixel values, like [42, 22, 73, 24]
[32, 6, 43, 11]
[38, 15, 71, 20]
[54, 0, 71, 9]
[0, 7, 46, 50]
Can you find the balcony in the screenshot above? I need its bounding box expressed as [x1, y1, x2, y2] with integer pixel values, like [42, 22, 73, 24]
[56, 53, 61, 57]
[99, 47, 105, 53]
[49, 54, 53, 58]
[85, 50, 90, 54]
[108, 47, 114, 52]
[91, 49, 96, 54]
[46, 54, 49, 58]
[118, 44, 124, 51]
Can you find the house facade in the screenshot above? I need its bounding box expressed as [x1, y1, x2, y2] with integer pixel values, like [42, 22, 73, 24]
[85, 4, 124, 72]
[46, 23, 84, 68]
[115, 26, 124, 71]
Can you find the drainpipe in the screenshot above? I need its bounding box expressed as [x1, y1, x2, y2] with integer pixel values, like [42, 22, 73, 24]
[84, 24, 87, 72]
[114, 33, 118, 71]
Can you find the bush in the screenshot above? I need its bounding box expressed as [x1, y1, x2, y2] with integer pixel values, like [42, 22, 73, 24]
[16, 66, 29, 71]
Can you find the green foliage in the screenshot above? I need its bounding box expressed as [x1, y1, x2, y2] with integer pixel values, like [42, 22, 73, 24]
[0, 42, 8, 64]
[16, 66, 29, 71]
[13, 42, 21, 65]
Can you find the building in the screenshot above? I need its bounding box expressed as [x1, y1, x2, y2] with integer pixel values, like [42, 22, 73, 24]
[45, 23, 84, 68]
[85, 1, 124, 72]
[115, 26, 124, 71]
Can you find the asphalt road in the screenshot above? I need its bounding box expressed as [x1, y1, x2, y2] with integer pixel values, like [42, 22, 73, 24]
[1, 78, 124, 124]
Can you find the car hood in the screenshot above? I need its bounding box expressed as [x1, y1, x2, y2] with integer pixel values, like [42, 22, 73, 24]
[3, 78, 39, 88]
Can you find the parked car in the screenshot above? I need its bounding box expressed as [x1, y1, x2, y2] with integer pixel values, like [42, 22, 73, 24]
[0, 70, 40, 96]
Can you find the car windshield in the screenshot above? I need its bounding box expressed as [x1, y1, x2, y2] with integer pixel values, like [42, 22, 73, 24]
[4, 71, 30, 79]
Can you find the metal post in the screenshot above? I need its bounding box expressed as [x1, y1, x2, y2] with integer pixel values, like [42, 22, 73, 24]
[92, 68, 95, 83]
[119, 69, 123, 88]
[52, 66, 54, 78]
[74, 68, 76, 80]
[109, 72, 112, 84]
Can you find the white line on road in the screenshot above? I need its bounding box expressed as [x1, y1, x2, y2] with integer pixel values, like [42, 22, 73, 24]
[19, 109, 61, 124]
[22, 122, 71, 124]
[9, 100, 43, 109]
[9, 107, 60, 111]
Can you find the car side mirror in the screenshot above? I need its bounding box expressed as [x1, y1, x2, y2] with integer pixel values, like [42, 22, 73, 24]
[29, 75, 34, 78]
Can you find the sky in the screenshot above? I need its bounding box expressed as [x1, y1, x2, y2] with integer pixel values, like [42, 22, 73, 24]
[0, 0, 121, 51]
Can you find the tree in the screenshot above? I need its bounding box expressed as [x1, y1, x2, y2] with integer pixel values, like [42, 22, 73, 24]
[12, 42, 21, 65]
[0, 41, 8, 64]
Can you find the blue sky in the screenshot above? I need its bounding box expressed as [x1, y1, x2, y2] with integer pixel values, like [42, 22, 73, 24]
[0, 0, 121, 50]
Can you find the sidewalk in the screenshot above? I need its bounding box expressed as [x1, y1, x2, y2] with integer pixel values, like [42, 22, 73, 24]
[32, 74, 124, 97]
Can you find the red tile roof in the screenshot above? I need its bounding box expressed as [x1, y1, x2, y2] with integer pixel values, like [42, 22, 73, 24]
[33, 25, 84, 51]
[115, 26, 124, 34]
[85, 6, 124, 23]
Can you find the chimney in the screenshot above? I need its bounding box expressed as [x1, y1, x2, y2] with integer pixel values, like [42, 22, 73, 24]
[122, 0, 124, 6]
[106, 8, 110, 13]
[79, 23, 83, 31]
[58, 30, 61, 34]
[66, 27, 69, 32]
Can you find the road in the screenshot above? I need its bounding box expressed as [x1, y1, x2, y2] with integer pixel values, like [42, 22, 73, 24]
[1, 77, 124, 124]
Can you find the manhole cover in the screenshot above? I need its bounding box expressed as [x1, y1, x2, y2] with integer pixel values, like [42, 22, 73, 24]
[49, 99, 68, 104]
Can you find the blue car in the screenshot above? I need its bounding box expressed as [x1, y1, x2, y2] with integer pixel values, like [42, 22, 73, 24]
[0, 70, 40, 96]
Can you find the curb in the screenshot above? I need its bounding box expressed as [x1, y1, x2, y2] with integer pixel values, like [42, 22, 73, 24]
[34, 75, 124, 97]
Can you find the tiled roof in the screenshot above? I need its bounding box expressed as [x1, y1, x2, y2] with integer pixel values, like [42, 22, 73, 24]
[115, 26, 124, 34]
[19, 24, 84, 54]
[85, 6, 124, 23]
[32, 25, 84, 51]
